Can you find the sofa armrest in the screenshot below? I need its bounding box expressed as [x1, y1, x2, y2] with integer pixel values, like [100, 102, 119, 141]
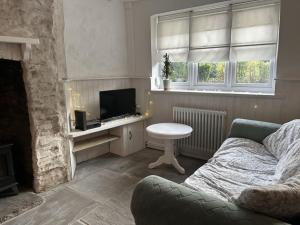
[228, 118, 281, 144]
[131, 176, 289, 225]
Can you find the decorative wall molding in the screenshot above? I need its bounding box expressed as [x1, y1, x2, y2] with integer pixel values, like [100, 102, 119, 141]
[122, 0, 141, 3]
[275, 78, 300, 81]
[0, 36, 39, 44]
[150, 89, 283, 99]
[0, 36, 39, 61]
[63, 76, 150, 82]
[130, 76, 151, 80]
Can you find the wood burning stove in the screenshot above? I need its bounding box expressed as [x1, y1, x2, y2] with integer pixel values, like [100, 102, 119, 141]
[0, 144, 18, 196]
[0, 59, 33, 190]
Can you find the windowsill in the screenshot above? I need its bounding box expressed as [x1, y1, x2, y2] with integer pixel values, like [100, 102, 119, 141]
[151, 89, 281, 98]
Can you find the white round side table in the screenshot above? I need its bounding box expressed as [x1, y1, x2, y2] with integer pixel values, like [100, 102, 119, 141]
[146, 123, 193, 174]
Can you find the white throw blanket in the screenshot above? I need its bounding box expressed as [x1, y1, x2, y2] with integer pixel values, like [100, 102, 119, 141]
[184, 120, 300, 218]
[184, 137, 278, 201]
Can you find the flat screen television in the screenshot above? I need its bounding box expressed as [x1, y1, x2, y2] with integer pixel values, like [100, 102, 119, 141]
[100, 88, 136, 121]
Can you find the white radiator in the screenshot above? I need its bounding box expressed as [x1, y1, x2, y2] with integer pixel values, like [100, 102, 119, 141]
[173, 107, 226, 160]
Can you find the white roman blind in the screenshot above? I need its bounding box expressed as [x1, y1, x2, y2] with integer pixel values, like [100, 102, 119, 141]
[230, 0, 280, 62]
[151, 0, 281, 92]
[157, 12, 190, 62]
[189, 7, 231, 62]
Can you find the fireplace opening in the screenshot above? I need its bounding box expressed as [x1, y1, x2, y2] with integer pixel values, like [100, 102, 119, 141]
[0, 59, 33, 190]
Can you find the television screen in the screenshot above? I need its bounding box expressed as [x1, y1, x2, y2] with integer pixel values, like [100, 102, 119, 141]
[100, 88, 136, 121]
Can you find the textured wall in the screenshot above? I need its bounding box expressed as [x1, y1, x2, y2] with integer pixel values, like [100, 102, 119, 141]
[0, 0, 69, 192]
[63, 0, 129, 79]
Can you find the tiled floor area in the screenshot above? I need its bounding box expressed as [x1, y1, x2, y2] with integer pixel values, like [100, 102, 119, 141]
[3, 148, 205, 225]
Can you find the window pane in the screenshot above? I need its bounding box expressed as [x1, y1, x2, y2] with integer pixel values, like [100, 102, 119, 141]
[235, 60, 271, 84]
[198, 62, 225, 83]
[170, 62, 188, 82]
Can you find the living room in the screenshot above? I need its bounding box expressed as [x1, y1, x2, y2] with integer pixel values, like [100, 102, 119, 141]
[0, 0, 299, 224]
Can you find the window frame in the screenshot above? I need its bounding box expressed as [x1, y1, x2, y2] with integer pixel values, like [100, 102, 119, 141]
[151, 0, 280, 94]
[194, 61, 228, 87]
[231, 60, 276, 88]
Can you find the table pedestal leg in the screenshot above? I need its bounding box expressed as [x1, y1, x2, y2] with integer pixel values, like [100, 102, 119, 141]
[149, 139, 185, 174]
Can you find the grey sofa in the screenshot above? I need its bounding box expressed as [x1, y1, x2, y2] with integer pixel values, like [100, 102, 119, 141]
[131, 119, 293, 225]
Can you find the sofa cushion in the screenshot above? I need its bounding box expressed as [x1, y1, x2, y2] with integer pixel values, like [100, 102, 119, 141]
[263, 120, 300, 160]
[275, 139, 300, 183]
[184, 138, 278, 201]
[235, 180, 300, 219]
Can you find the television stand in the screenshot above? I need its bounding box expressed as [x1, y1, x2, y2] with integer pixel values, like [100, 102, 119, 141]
[100, 113, 134, 123]
[68, 115, 149, 178]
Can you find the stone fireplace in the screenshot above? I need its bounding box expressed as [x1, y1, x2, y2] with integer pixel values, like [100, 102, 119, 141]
[0, 0, 70, 192]
[0, 59, 33, 187]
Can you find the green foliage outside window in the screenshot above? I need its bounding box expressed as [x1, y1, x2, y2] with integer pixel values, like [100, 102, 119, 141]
[162, 60, 270, 84]
[236, 60, 270, 84]
[198, 62, 225, 83]
[169, 62, 188, 82]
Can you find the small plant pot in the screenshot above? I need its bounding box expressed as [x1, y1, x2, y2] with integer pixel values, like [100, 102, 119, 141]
[163, 79, 170, 91]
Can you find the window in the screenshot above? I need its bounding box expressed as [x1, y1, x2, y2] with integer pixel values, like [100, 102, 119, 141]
[235, 60, 271, 84]
[170, 62, 188, 82]
[151, 0, 280, 93]
[198, 62, 226, 84]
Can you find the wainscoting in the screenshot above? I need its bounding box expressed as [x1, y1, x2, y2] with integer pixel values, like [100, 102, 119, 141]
[63, 77, 151, 165]
[64, 77, 152, 122]
[64, 77, 300, 156]
[131, 78, 300, 148]
[150, 91, 283, 130]
[64, 78, 132, 121]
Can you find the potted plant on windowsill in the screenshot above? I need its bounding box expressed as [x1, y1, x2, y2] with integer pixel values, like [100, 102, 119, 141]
[162, 53, 173, 91]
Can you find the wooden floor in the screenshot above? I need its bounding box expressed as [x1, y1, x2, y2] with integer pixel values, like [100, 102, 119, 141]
[2, 148, 205, 225]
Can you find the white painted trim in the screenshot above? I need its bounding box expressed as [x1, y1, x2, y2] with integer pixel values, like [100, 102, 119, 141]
[275, 78, 300, 82]
[64, 76, 131, 81]
[69, 115, 149, 139]
[62, 76, 150, 82]
[150, 0, 280, 18]
[0, 36, 39, 45]
[0, 36, 39, 61]
[121, 0, 141, 2]
[21, 43, 32, 61]
[151, 89, 283, 99]
[130, 77, 151, 80]
[68, 139, 76, 179]
[73, 134, 119, 152]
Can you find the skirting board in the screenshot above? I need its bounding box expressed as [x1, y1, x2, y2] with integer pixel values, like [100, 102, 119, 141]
[146, 141, 164, 151]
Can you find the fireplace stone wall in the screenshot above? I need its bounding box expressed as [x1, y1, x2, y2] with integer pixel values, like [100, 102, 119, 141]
[0, 0, 70, 192]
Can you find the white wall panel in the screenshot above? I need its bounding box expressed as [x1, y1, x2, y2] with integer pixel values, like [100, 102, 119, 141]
[66, 78, 132, 120]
